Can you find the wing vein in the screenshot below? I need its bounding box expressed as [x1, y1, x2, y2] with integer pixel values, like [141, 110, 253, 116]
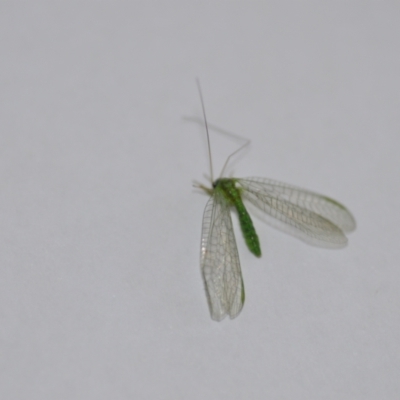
[201, 191, 244, 321]
[237, 177, 355, 248]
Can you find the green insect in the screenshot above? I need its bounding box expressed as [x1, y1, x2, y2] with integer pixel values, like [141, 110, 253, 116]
[194, 80, 356, 321]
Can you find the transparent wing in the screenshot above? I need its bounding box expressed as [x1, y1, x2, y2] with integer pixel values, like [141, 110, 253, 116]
[201, 191, 244, 321]
[237, 177, 356, 248]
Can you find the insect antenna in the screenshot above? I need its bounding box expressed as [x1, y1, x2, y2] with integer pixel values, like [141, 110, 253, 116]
[219, 135, 250, 179]
[196, 78, 214, 183]
[195, 79, 250, 180]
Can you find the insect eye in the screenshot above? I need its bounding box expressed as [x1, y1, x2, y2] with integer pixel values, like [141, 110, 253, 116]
[212, 179, 220, 189]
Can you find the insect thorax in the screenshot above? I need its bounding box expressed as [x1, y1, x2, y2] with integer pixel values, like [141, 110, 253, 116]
[213, 178, 242, 204]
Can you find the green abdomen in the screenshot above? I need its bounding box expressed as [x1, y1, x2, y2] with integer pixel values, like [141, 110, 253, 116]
[235, 201, 261, 257]
[216, 179, 261, 257]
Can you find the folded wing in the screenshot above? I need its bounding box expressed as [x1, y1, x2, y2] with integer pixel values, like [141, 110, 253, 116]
[201, 191, 244, 321]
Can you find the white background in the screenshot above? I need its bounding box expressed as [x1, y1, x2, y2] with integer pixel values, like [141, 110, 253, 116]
[1, 2, 399, 399]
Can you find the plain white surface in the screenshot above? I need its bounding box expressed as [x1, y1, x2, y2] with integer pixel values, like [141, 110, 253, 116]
[1, 2, 399, 399]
